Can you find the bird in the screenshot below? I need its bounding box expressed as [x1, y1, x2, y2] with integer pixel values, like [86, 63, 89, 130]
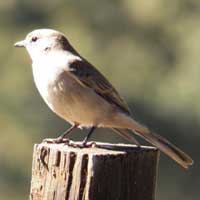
[15, 28, 193, 168]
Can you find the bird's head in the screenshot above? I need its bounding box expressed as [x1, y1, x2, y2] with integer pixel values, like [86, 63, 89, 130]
[14, 29, 74, 61]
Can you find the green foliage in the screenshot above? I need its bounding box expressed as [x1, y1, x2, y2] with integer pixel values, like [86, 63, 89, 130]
[0, 0, 199, 199]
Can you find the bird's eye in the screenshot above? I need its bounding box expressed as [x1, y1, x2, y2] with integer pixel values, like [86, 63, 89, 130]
[31, 36, 38, 42]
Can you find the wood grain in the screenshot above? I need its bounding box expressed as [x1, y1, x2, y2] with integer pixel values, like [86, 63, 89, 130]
[30, 142, 159, 200]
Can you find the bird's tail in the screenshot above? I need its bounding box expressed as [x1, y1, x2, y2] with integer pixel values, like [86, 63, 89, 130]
[112, 128, 140, 146]
[117, 116, 193, 168]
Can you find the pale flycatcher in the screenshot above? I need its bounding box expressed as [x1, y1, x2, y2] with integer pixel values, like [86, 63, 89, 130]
[15, 29, 193, 168]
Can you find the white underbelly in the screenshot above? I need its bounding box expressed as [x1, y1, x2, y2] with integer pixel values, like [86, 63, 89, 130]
[32, 64, 113, 127]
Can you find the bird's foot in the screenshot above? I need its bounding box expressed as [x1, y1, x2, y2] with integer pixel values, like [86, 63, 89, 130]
[65, 140, 96, 148]
[43, 137, 70, 144]
[43, 138, 96, 148]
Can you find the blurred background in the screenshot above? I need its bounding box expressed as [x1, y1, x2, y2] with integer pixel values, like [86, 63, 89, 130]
[0, 0, 199, 199]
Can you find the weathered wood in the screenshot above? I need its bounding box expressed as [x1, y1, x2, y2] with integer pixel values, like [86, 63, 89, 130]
[30, 141, 159, 200]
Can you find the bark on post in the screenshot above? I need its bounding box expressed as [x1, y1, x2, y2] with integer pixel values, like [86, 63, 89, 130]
[29, 142, 159, 200]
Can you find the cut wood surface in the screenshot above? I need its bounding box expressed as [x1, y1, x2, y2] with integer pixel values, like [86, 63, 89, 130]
[30, 141, 159, 200]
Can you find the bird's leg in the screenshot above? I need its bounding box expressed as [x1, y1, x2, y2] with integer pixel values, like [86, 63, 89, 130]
[43, 124, 78, 143]
[81, 126, 96, 146]
[66, 126, 96, 148]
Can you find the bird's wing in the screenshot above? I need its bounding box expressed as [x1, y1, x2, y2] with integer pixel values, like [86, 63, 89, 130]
[67, 59, 131, 115]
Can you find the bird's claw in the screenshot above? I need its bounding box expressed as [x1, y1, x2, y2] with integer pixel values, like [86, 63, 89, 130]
[65, 141, 96, 148]
[43, 137, 70, 144]
[43, 138, 96, 148]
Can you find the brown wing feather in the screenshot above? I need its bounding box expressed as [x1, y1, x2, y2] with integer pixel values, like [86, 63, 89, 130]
[68, 59, 131, 115]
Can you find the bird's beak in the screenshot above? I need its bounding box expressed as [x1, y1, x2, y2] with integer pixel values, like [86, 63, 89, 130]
[14, 40, 26, 47]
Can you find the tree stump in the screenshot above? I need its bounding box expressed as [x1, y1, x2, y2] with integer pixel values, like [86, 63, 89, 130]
[30, 142, 159, 200]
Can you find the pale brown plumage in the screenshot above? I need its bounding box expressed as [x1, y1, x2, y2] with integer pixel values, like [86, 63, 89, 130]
[15, 29, 193, 168]
[68, 59, 131, 115]
[67, 57, 193, 168]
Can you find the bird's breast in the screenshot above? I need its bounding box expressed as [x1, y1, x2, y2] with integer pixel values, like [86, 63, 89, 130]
[32, 62, 60, 101]
[31, 53, 79, 105]
[31, 62, 92, 124]
[31, 60, 115, 127]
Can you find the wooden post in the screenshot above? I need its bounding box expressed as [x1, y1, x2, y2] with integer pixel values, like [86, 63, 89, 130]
[30, 142, 159, 200]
